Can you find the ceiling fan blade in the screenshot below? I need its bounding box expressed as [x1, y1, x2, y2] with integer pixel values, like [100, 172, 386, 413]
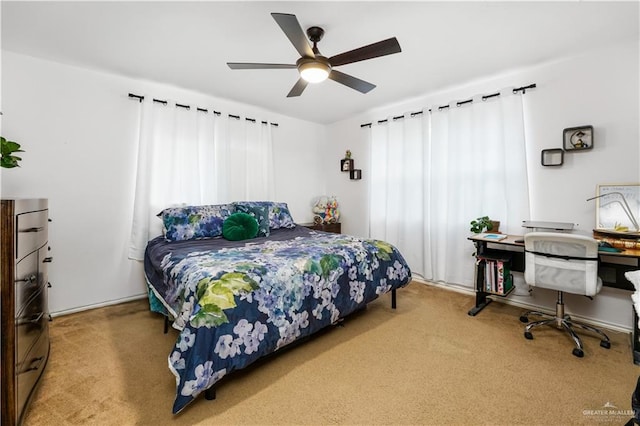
[271, 13, 315, 58]
[329, 37, 401, 67]
[227, 63, 296, 70]
[287, 78, 308, 97]
[329, 70, 376, 94]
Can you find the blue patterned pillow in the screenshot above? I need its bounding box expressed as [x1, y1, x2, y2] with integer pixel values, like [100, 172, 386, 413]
[234, 204, 270, 237]
[233, 201, 296, 230]
[158, 204, 235, 241]
[269, 202, 296, 229]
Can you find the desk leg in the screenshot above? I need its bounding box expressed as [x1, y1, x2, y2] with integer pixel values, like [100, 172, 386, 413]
[468, 251, 492, 316]
[468, 291, 492, 316]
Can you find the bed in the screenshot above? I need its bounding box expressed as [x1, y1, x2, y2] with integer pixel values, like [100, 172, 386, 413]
[143, 202, 412, 414]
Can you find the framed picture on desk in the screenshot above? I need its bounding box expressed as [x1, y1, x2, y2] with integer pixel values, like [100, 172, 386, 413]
[594, 183, 640, 232]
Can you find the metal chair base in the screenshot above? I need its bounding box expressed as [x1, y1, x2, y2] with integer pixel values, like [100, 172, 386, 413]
[519, 291, 611, 357]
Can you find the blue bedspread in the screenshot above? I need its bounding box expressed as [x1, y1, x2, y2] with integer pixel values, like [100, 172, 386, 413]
[144, 226, 411, 413]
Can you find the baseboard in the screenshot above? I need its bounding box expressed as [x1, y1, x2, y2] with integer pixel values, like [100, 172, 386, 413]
[52, 280, 634, 335]
[50, 293, 148, 318]
[411, 277, 633, 334]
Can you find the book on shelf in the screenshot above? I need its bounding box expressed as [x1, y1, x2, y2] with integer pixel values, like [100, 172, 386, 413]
[475, 233, 508, 241]
[479, 257, 513, 295]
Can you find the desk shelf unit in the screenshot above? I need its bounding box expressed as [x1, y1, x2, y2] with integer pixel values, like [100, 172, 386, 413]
[475, 254, 515, 296]
[468, 243, 520, 316]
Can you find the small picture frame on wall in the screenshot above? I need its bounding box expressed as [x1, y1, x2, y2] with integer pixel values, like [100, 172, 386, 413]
[350, 169, 362, 180]
[340, 158, 354, 172]
[563, 125, 593, 151]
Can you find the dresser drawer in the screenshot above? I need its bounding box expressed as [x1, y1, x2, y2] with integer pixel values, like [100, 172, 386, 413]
[16, 331, 49, 422]
[15, 251, 39, 314]
[16, 282, 48, 365]
[16, 209, 48, 261]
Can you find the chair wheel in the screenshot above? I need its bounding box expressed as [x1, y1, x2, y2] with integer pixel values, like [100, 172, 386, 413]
[519, 315, 529, 323]
[572, 348, 584, 358]
[524, 331, 533, 340]
[600, 340, 611, 349]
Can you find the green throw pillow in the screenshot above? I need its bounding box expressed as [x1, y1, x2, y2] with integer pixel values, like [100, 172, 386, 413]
[223, 212, 259, 241]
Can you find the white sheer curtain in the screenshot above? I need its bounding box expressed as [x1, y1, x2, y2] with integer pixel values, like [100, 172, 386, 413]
[129, 99, 274, 260]
[369, 90, 530, 288]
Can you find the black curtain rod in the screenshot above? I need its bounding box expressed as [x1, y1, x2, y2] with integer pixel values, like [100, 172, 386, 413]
[359, 82, 536, 127]
[128, 93, 278, 126]
[482, 92, 500, 101]
[513, 83, 536, 94]
[361, 111, 421, 127]
[129, 93, 143, 102]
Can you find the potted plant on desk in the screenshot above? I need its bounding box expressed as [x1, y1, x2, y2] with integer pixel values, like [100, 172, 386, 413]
[470, 216, 500, 234]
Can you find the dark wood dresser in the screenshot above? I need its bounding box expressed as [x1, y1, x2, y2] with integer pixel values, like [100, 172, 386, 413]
[300, 222, 342, 234]
[1, 199, 51, 426]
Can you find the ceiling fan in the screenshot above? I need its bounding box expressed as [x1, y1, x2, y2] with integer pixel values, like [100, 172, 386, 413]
[227, 13, 402, 97]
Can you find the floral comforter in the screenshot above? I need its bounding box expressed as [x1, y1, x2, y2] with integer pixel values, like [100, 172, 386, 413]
[144, 226, 411, 413]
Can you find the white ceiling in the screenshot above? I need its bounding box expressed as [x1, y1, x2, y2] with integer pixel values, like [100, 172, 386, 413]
[2, 1, 639, 124]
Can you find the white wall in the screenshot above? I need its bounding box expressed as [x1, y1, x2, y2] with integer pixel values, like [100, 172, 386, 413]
[324, 40, 640, 331]
[1, 51, 325, 315]
[3, 39, 638, 331]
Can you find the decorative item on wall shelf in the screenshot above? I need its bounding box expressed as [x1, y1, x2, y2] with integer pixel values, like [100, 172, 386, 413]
[340, 149, 361, 179]
[563, 125, 593, 151]
[541, 148, 564, 166]
[340, 158, 353, 172]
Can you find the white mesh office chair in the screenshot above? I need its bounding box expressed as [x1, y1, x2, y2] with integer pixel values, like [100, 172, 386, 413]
[519, 232, 611, 357]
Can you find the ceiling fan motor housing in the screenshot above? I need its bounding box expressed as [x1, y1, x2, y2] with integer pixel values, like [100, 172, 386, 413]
[306, 26, 325, 45]
[297, 56, 331, 83]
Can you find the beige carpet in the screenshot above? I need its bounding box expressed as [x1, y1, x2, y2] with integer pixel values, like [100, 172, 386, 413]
[23, 282, 638, 425]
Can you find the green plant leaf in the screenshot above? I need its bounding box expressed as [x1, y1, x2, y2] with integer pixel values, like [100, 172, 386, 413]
[190, 305, 228, 328]
[319, 254, 341, 278]
[188, 214, 202, 225]
[200, 285, 237, 309]
[470, 216, 493, 233]
[1, 141, 21, 155]
[218, 272, 259, 291]
[1, 137, 24, 168]
[304, 259, 322, 276]
[372, 240, 393, 261]
[194, 272, 259, 326]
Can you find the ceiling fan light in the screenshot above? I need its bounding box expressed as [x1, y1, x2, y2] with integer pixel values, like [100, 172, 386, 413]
[299, 61, 331, 83]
